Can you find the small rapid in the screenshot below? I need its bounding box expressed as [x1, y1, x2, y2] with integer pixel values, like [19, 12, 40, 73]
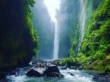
[6, 68, 98, 82]
[60, 69, 95, 82]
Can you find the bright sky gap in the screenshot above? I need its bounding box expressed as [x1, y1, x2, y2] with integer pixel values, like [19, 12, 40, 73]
[43, 0, 61, 22]
[43, 0, 61, 60]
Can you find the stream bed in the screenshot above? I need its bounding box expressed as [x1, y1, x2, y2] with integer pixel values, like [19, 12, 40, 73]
[6, 68, 99, 82]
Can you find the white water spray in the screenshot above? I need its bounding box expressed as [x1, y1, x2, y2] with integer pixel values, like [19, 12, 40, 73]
[53, 21, 59, 60]
[43, 0, 61, 60]
[78, 0, 86, 52]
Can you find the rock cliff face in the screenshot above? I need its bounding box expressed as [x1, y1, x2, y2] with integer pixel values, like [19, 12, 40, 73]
[31, 0, 55, 59]
[0, 0, 39, 78]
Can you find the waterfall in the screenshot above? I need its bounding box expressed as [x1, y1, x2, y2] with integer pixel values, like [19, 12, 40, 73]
[77, 0, 86, 52]
[53, 21, 59, 60]
[43, 0, 61, 60]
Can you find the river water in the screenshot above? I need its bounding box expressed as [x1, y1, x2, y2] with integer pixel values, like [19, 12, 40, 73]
[6, 68, 98, 82]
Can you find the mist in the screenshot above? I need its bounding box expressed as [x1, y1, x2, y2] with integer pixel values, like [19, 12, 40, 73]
[31, 0, 80, 59]
[56, 0, 80, 58]
[31, 0, 55, 60]
[31, 0, 83, 59]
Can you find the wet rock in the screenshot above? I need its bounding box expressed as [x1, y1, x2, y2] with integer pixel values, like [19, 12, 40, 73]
[66, 62, 82, 70]
[61, 66, 67, 70]
[0, 66, 16, 79]
[0, 73, 6, 80]
[78, 66, 83, 70]
[0, 79, 8, 82]
[93, 73, 110, 82]
[70, 66, 75, 69]
[67, 72, 74, 76]
[44, 65, 64, 78]
[26, 69, 42, 77]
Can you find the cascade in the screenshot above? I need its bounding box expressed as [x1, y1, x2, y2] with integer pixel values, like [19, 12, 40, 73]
[44, 0, 61, 60]
[77, 0, 86, 52]
[53, 21, 59, 60]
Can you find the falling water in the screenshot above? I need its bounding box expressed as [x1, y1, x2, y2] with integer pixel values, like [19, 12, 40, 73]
[53, 21, 59, 60]
[43, 0, 61, 60]
[77, 0, 86, 52]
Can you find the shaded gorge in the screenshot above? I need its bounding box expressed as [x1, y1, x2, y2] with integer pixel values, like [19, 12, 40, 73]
[0, 0, 110, 82]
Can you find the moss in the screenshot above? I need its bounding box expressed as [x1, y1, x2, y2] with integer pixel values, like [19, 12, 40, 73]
[78, 0, 110, 73]
[0, 0, 39, 69]
[60, 56, 77, 65]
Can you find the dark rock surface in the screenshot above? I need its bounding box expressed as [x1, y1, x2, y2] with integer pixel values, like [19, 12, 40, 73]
[0, 66, 16, 80]
[26, 69, 42, 77]
[67, 72, 74, 76]
[0, 73, 6, 80]
[26, 65, 64, 78]
[67, 62, 80, 68]
[93, 73, 110, 82]
[0, 79, 8, 82]
[66, 62, 84, 70]
[44, 65, 64, 78]
[61, 66, 67, 70]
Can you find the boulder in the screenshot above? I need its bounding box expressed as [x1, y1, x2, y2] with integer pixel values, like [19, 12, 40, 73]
[0, 79, 7, 82]
[66, 62, 83, 70]
[44, 65, 64, 78]
[67, 72, 74, 76]
[70, 66, 75, 69]
[0, 73, 6, 80]
[78, 66, 83, 70]
[93, 73, 110, 82]
[61, 66, 67, 70]
[26, 69, 42, 77]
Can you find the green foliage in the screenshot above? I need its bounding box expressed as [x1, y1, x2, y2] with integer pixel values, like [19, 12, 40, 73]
[58, 0, 80, 57]
[77, 53, 88, 64]
[23, 0, 39, 56]
[0, 0, 39, 69]
[68, 48, 75, 56]
[60, 56, 76, 65]
[61, 0, 104, 72]
[79, 0, 110, 72]
[24, 10, 39, 54]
